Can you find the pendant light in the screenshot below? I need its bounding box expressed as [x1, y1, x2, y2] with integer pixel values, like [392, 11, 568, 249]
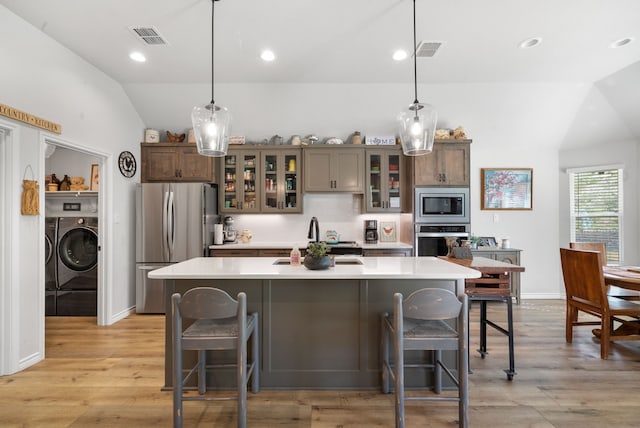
[397, 0, 437, 156]
[191, 0, 231, 157]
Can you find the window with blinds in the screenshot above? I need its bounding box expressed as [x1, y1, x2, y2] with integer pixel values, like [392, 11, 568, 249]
[569, 167, 623, 264]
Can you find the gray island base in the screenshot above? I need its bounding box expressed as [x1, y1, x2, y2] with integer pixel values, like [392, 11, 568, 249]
[149, 257, 480, 390]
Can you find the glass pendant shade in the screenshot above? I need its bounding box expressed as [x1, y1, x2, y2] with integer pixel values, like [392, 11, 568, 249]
[398, 102, 437, 156]
[192, 0, 230, 157]
[191, 103, 231, 157]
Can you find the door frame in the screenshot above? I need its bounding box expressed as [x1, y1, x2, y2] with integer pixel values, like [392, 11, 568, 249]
[0, 120, 20, 374]
[40, 134, 112, 326]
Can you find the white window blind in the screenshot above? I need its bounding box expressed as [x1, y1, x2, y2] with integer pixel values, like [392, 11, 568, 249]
[569, 167, 623, 264]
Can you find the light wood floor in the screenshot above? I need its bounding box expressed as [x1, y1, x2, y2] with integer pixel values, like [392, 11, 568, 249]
[1, 300, 640, 427]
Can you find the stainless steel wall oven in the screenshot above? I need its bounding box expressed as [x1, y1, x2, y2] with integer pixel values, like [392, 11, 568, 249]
[414, 224, 471, 257]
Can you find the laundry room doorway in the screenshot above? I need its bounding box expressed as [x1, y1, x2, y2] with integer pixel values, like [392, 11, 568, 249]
[42, 136, 110, 325]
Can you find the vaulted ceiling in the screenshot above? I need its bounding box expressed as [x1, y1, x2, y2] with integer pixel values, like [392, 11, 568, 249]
[2, 0, 639, 145]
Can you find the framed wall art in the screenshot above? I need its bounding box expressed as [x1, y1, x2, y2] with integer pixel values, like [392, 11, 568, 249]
[478, 236, 498, 247]
[481, 168, 532, 210]
[90, 163, 99, 191]
[379, 221, 397, 242]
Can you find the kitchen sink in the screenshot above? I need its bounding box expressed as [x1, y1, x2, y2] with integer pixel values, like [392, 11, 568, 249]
[272, 258, 364, 266]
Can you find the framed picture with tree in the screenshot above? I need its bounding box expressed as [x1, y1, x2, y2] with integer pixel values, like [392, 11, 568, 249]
[481, 168, 532, 210]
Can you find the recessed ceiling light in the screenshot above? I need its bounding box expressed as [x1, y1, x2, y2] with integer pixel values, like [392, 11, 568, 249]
[518, 37, 542, 49]
[393, 50, 408, 61]
[610, 37, 634, 48]
[260, 50, 276, 62]
[129, 51, 146, 62]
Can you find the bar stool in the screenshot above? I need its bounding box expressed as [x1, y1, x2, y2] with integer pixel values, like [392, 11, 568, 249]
[172, 287, 259, 428]
[465, 272, 516, 380]
[381, 288, 469, 428]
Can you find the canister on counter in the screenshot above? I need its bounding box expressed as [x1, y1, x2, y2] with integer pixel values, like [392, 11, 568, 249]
[351, 131, 362, 144]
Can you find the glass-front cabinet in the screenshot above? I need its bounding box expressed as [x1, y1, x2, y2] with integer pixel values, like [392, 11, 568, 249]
[365, 147, 403, 212]
[221, 147, 301, 214]
[261, 149, 302, 213]
[221, 150, 260, 213]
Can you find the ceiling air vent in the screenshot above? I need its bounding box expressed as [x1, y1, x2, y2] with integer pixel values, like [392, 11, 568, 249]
[415, 41, 442, 58]
[129, 26, 169, 46]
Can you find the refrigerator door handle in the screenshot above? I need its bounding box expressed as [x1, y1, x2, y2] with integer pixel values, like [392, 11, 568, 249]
[162, 190, 169, 262]
[167, 191, 175, 261]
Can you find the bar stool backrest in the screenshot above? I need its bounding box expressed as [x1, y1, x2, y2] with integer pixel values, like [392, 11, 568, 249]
[177, 287, 239, 320]
[402, 288, 462, 321]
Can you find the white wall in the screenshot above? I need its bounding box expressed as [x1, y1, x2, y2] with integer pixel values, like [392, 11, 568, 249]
[0, 6, 144, 373]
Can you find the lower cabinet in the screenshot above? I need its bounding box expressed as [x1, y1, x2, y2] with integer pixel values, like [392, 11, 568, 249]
[210, 247, 413, 257]
[471, 248, 522, 304]
[209, 248, 290, 257]
[363, 248, 412, 257]
[258, 249, 292, 257]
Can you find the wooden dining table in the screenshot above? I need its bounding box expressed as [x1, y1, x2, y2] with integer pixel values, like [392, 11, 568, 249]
[602, 266, 640, 337]
[603, 266, 640, 292]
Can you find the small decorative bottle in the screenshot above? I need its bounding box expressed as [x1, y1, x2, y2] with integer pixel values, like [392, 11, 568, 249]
[59, 174, 71, 191]
[290, 247, 301, 266]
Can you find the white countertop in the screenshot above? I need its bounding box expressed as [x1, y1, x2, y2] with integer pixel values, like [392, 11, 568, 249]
[209, 241, 413, 250]
[148, 256, 481, 280]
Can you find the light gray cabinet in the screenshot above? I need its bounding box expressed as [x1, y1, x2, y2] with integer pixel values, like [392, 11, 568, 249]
[471, 248, 522, 303]
[164, 277, 460, 389]
[365, 146, 406, 212]
[220, 147, 302, 214]
[220, 149, 260, 213]
[261, 149, 302, 213]
[303, 146, 364, 192]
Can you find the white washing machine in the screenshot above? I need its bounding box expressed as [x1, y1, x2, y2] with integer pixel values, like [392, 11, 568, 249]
[56, 216, 98, 315]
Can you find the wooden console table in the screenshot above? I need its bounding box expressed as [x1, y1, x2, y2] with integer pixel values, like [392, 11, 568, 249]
[471, 248, 523, 304]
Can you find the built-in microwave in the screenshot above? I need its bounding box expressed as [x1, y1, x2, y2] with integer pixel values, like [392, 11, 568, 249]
[414, 187, 470, 224]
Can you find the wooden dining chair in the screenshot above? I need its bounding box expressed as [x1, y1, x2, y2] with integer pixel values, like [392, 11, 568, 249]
[570, 241, 640, 301]
[569, 242, 607, 264]
[559, 248, 640, 359]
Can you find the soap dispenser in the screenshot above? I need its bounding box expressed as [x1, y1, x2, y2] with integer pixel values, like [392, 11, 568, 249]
[290, 247, 301, 266]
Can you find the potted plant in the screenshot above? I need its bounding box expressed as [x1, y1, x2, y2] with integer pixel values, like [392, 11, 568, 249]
[470, 236, 481, 249]
[303, 242, 332, 270]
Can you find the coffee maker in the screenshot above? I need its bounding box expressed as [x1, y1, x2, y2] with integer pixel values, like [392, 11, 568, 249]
[364, 219, 378, 243]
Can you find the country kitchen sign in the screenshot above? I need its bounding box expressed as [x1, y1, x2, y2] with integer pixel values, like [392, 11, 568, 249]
[0, 102, 61, 134]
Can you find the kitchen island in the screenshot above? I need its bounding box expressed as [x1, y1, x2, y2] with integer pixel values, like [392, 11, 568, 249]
[149, 256, 480, 389]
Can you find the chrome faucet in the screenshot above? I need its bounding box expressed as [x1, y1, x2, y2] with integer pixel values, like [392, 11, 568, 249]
[308, 216, 320, 242]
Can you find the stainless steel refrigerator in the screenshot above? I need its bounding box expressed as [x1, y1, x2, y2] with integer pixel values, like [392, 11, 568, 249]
[135, 183, 219, 313]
